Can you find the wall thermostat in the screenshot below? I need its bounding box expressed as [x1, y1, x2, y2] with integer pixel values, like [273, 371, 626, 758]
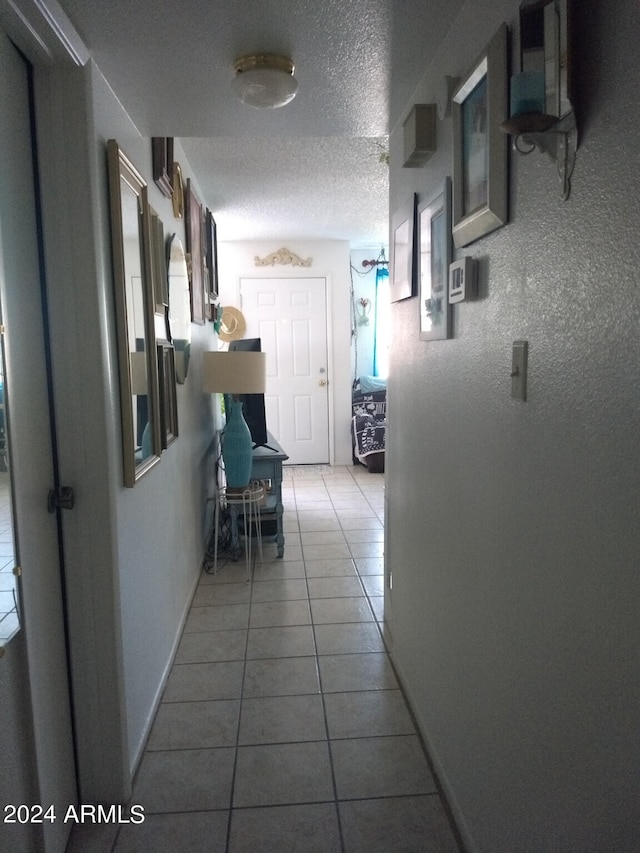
[448, 257, 477, 303]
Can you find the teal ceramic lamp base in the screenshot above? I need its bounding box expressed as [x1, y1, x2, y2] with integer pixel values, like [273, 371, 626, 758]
[222, 399, 253, 489]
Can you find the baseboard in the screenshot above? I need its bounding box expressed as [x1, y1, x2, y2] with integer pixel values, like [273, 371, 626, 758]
[128, 560, 202, 776]
[386, 640, 478, 853]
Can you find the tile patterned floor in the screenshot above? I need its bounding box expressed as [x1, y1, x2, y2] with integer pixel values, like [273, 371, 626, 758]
[71, 465, 460, 852]
[0, 470, 20, 645]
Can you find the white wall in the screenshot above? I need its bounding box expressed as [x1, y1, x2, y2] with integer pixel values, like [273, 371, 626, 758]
[385, 1, 640, 850]
[91, 85, 218, 773]
[349, 248, 389, 381]
[218, 240, 353, 465]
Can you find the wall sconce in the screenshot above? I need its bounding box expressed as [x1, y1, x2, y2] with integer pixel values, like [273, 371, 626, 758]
[357, 298, 371, 326]
[501, 0, 577, 199]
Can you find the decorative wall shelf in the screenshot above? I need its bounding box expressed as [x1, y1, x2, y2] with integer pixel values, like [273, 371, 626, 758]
[501, 0, 577, 200]
[254, 248, 312, 267]
[502, 110, 577, 200]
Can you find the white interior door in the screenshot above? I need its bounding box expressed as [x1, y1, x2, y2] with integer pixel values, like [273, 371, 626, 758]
[240, 277, 330, 464]
[0, 31, 77, 853]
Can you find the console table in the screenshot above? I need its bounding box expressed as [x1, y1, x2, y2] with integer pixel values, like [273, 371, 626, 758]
[250, 433, 289, 558]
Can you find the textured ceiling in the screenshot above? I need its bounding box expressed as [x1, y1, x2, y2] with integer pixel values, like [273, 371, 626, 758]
[180, 136, 390, 245]
[58, 0, 466, 247]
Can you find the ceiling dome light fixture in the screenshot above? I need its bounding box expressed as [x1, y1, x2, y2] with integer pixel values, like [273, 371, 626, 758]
[233, 54, 298, 109]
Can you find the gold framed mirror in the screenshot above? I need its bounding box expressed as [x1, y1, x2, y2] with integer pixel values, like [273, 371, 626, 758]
[107, 140, 161, 487]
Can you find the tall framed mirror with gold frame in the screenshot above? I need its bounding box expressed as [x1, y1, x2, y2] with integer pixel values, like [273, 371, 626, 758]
[107, 140, 161, 486]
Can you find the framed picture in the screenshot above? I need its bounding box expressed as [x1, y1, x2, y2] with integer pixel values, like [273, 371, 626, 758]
[157, 341, 178, 448]
[205, 208, 219, 300]
[171, 162, 184, 220]
[152, 137, 173, 199]
[149, 209, 169, 314]
[185, 178, 206, 325]
[418, 178, 452, 341]
[390, 193, 417, 303]
[452, 23, 508, 248]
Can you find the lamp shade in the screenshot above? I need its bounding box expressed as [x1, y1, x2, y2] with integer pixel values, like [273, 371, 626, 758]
[202, 351, 267, 395]
[233, 54, 298, 109]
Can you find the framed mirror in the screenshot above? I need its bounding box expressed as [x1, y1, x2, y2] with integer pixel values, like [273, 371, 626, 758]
[167, 234, 192, 383]
[107, 140, 161, 487]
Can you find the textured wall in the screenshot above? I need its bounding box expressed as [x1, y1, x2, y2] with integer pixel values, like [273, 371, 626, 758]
[385, 1, 640, 849]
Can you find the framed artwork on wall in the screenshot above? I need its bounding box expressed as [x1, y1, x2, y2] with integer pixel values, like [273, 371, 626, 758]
[171, 162, 184, 220]
[418, 177, 452, 341]
[452, 22, 508, 248]
[205, 208, 219, 300]
[390, 193, 418, 303]
[149, 209, 169, 314]
[157, 340, 178, 448]
[152, 137, 174, 199]
[185, 178, 206, 325]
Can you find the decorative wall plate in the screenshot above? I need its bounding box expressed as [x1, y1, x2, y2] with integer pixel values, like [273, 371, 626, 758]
[254, 247, 312, 267]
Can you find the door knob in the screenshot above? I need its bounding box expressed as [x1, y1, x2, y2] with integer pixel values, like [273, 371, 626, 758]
[318, 379, 327, 387]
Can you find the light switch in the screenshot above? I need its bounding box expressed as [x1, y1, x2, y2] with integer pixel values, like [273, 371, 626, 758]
[511, 340, 528, 400]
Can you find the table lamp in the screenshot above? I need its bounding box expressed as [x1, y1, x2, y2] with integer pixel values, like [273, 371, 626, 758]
[202, 350, 267, 489]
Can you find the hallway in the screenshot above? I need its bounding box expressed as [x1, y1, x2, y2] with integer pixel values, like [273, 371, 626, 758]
[70, 465, 459, 852]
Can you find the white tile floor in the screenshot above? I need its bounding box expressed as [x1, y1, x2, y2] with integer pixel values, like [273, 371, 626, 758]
[70, 465, 460, 852]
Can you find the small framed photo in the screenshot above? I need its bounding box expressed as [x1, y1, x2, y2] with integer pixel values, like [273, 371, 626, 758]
[205, 209, 219, 300]
[390, 193, 418, 303]
[171, 162, 184, 220]
[156, 341, 178, 448]
[152, 137, 174, 199]
[452, 23, 508, 248]
[185, 178, 206, 325]
[149, 210, 169, 314]
[418, 178, 452, 341]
